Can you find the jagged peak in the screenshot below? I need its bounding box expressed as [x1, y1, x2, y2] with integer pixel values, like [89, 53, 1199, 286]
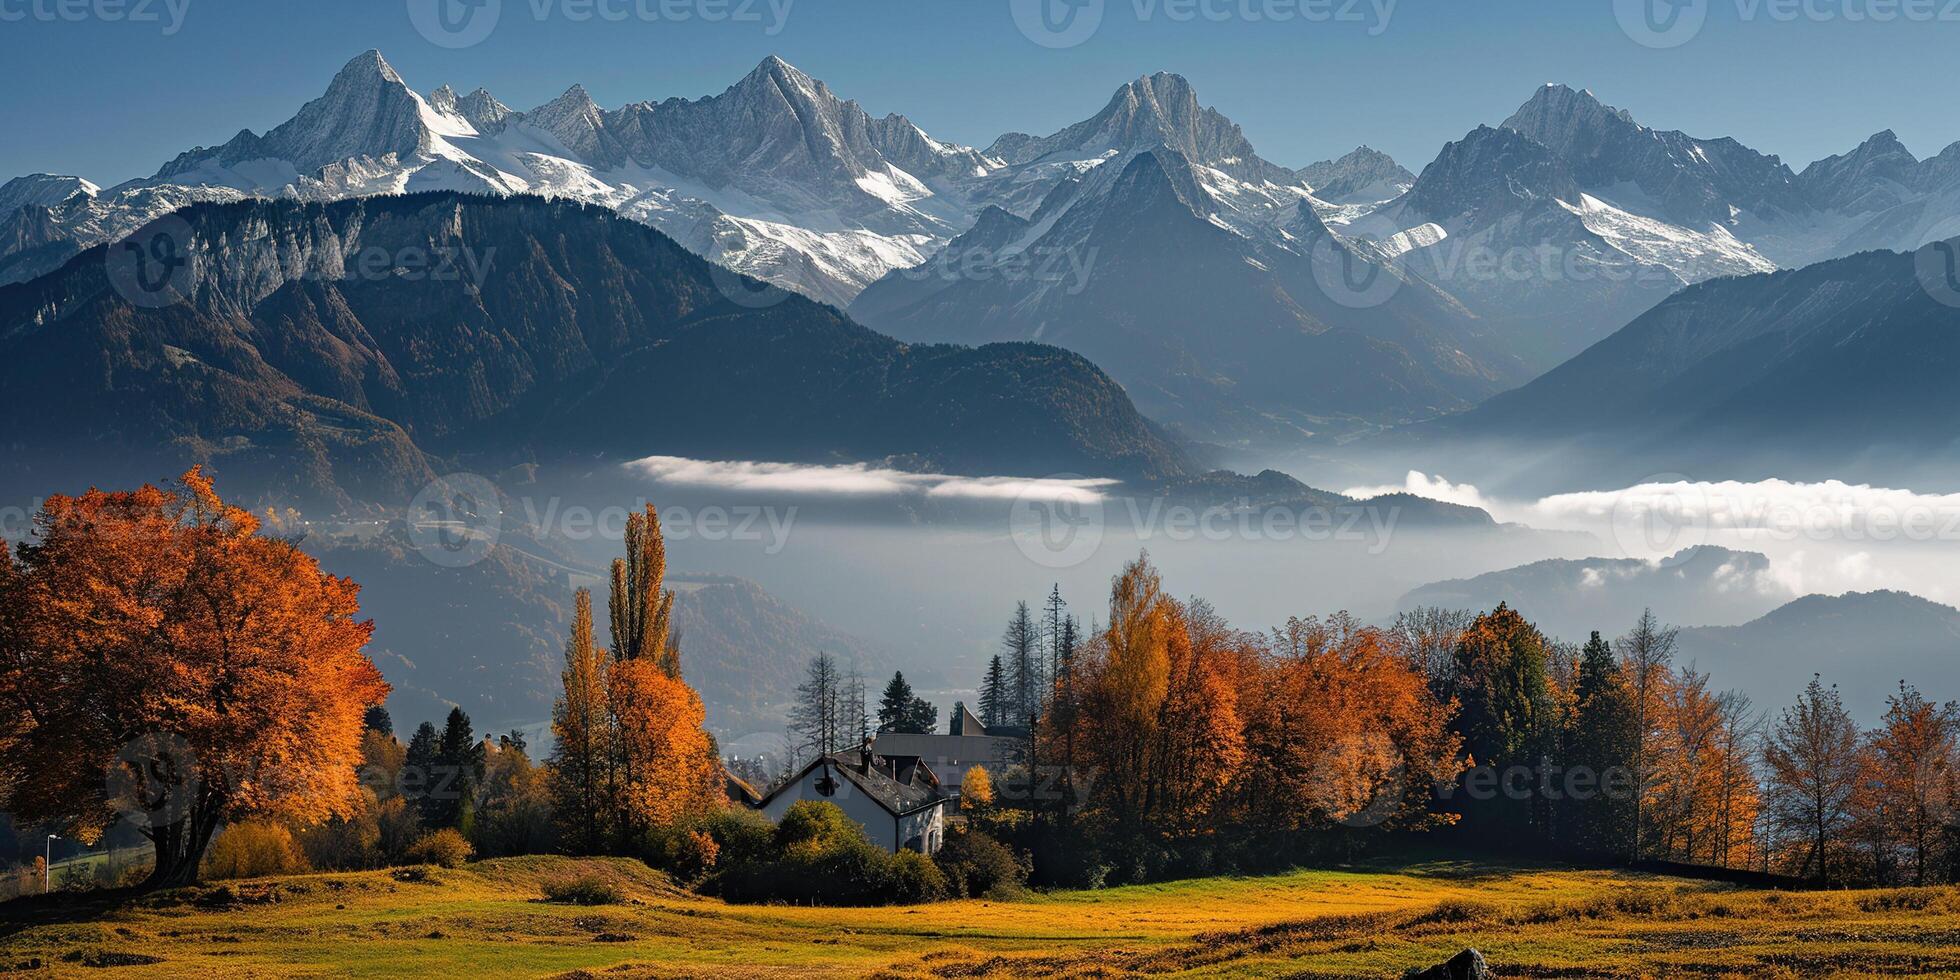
[428, 84, 458, 111]
[335, 49, 404, 87]
[734, 54, 822, 96]
[1513, 82, 1638, 135]
[1854, 128, 1913, 157]
[1108, 71, 1199, 113]
[1305, 144, 1404, 171]
[538, 83, 596, 111]
[749, 53, 802, 77]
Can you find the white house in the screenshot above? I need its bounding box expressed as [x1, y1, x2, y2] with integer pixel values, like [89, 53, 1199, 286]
[868, 702, 1025, 801]
[757, 749, 951, 854]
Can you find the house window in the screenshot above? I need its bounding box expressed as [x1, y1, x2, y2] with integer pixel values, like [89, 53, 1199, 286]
[815, 772, 837, 797]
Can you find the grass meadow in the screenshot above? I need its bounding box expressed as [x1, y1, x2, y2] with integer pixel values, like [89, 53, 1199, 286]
[4, 856, 1960, 977]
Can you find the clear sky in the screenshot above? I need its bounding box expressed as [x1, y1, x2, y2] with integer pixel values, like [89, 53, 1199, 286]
[3, 0, 1957, 185]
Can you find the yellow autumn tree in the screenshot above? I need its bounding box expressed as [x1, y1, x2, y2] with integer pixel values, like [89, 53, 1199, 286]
[962, 765, 995, 809]
[548, 589, 614, 853]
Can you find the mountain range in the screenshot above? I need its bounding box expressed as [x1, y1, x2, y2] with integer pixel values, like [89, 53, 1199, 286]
[0, 192, 1190, 508]
[15, 53, 1960, 448]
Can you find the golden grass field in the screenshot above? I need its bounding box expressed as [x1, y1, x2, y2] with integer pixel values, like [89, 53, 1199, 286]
[4, 855, 1960, 978]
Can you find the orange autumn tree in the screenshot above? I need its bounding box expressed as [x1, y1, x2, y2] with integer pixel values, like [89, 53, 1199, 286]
[0, 470, 387, 889]
[1061, 554, 1460, 865]
[603, 505, 721, 838]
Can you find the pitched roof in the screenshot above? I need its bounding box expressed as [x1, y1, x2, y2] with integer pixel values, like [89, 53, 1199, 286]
[760, 749, 948, 818]
[722, 764, 763, 808]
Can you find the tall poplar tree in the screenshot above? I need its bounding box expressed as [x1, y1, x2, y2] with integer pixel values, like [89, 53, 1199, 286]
[549, 588, 613, 853]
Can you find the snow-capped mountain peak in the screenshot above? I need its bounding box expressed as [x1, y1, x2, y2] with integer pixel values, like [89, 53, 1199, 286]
[1501, 83, 1638, 157]
[524, 84, 610, 163]
[983, 72, 1293, 187]
[154, 49, 430, 184]
[1297, 145, 1414, 205]
[0, 173, 100, 221]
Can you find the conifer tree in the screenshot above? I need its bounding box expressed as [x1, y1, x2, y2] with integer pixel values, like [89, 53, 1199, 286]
[979, 655, 1008, 729]
[1003, 601, 1040, 726]
[433, 707, 484, 833]
[404, 721, 441, 825]
[877, 671, 936, 734]
[1567, 631, 1638, 855]
[1043, 585, 1068, 692]
[878, 671, 916, 733]
[791, 652, 845, 762]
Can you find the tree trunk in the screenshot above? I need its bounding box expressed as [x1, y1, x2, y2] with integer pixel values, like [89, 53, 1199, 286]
[141, 795, 223, 891]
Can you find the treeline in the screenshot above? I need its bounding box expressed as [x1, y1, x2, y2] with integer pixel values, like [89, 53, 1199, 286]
[964, 554, 1960, 889]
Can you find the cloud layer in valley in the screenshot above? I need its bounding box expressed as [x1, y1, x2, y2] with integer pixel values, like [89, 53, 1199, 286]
[627, 456, 1116, 502]
[1349, 472, 1960, 605]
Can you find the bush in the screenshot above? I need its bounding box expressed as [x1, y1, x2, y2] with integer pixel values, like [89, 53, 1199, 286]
[934, 827, 1025, 899]
[709, 801, 952, 906]
[694, 807, 776, 867]
[774, 799, 868, 853]
[203, 821, 310, 880]
[645, 827, 720, 883]
[541, 874, 622, 905]
[404, 828, 473, 868]
[887, 849, 949, 904]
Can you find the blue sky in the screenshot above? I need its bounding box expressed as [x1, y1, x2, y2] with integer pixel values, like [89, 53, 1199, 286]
[3, 0, 1958, 184]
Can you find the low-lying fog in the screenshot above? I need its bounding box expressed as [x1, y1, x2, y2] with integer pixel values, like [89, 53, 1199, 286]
[510, 451, 1960, 736]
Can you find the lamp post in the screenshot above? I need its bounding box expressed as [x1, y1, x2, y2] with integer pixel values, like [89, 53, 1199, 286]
[44, 834, 58, 894]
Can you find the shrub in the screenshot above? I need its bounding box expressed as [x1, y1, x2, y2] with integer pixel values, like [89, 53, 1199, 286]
[695, 807, 776, 867]
[934, 828, 1025, 899]
[774, 799, 869, 854]
[202, 821, 310, 880]
[887, 849, 949, 904]
[1409, 899, 1497, 926]
[541, 874, 622, 905]
[710, 801, 952, 906]
[646, 827, 721, 883]
[404, 828, 473, 868]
